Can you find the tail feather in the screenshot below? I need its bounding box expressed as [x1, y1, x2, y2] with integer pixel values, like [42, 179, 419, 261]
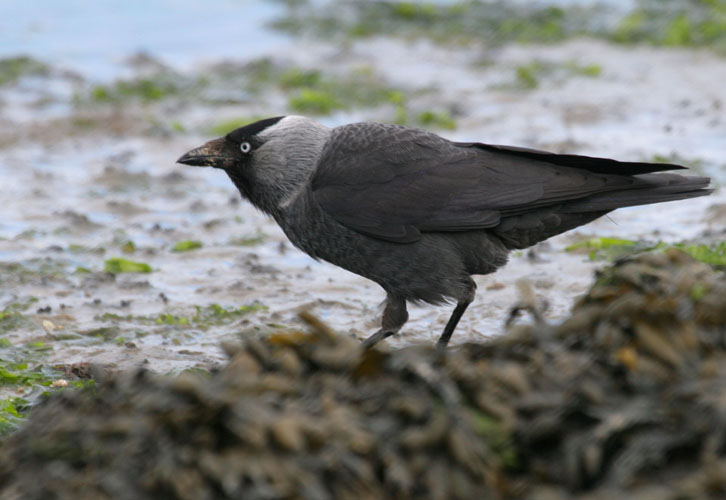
[559, 174, 712, 213]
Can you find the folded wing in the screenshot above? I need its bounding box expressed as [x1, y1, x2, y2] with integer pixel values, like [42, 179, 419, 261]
[311, 123, 710, 243]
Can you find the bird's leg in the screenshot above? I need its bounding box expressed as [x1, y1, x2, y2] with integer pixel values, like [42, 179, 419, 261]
[436, 279, 476, 348]
[361, 294, 408, 349]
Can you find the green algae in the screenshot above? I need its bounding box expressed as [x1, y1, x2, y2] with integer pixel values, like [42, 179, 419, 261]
[96, 303, 264, 331]
[228, 233, 267, 246]
[155, 314, 190, 326]
[0, 56, 49, 86]
[270, 1, 600, 45]
[279, 67, 323, 89]
[104, 258, 152, 274]
[121, 241, 136, 254]
[416, 110, 457, 130]
[612, 1, 726, 49]
[271, 0, 726, 52]
[289, 88, 343, 114]
[566, 237, 726, 269]
[192, 303, 266, 327]
[88, 76, 185, 103]
[513, 59, 603, 90]
[286, 69, 402, 116]
[0, 298, 39, 334]
[0, 397, 29, 436]
[171, 240, 203, 252]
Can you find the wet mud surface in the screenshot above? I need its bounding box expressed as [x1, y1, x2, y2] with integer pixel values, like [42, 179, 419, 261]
[2, 251, 726, 499]
[0, 36, 723, 386]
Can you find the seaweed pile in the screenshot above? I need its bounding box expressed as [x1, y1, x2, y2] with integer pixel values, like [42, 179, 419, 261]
[1, 249, 725, 500]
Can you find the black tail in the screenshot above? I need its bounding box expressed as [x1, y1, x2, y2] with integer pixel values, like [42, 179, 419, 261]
[495, 172, 711, 250]
[559, 173, 712, 213]
[464, 141, 712, 212]
[478, 144, 712, 250]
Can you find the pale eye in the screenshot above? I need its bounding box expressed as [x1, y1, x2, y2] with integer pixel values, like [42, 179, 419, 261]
[240, 142, 252, 153]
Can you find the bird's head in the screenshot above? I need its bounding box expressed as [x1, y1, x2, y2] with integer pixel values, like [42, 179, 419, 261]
[178, 115, 330, 215]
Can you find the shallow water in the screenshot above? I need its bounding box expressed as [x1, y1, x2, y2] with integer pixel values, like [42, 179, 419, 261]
[0, 0, 287, 80]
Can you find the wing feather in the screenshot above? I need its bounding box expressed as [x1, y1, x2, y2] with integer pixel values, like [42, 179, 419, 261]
[311, 123, 692, 243]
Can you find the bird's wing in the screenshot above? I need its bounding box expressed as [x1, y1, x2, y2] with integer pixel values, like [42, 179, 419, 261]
[310, 123, 683, 243]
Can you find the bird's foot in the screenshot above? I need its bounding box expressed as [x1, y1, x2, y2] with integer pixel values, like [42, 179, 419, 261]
[361, 329, 394, 349]
[505, 279, 549, 327]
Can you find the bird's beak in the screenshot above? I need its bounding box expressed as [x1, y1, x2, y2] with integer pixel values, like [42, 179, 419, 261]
[177, 138, 236, 169]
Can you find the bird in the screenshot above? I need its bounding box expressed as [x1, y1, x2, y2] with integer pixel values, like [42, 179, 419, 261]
[178, 116, 711, 348]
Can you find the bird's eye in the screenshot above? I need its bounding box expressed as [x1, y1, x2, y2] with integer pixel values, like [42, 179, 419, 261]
[240, 142, 252, 154]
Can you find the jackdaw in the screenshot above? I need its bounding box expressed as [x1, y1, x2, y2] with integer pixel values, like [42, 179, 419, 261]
[178, 116, 711, 347]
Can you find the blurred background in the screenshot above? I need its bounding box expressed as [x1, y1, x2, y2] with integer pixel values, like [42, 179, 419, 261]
[0, 0, 724, 408]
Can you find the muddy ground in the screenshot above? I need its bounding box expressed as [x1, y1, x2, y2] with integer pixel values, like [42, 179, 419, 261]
[0, 0, 724, 432]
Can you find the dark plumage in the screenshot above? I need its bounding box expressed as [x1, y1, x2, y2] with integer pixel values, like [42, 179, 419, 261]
[178, 116, 711, 347]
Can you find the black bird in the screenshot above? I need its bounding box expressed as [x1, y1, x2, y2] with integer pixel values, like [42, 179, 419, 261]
[178, 116, 711, 347]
